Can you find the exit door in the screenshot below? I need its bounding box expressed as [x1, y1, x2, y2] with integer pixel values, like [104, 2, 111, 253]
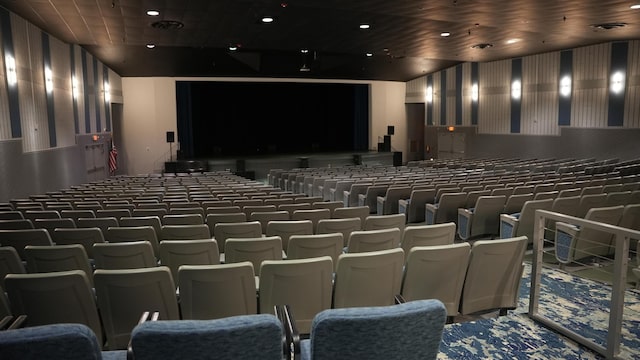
[437, 132, 465, 159]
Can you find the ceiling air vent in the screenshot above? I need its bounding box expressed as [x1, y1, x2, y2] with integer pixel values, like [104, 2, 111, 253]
[590, 22, 627, 30]
[151, 20, 184, 30]
[471, 43, 493, 49]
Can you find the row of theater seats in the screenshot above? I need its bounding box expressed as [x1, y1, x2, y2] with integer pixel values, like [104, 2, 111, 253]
[0, 298, 448, 360]
[0, 234, 528, 352]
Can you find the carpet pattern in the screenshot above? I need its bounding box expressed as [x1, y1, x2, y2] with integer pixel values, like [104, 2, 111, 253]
[438, 263, 640, 359]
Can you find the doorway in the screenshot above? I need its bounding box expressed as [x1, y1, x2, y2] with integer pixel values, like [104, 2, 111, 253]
[437, 131, 466, 159]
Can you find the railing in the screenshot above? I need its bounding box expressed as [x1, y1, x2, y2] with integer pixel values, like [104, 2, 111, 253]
[529, 209, 640, 359]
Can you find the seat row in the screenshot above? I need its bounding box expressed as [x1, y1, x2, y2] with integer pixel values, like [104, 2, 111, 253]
[1, 297, 449, 360]
[1, 235, 528, 352]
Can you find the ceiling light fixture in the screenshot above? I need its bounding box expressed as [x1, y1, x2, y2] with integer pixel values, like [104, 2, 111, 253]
[471, 43, 493, 49]
[359, 24, 370, 29]
[146, 10, 160, 16]
[146, 43, 156, 49]
[366, 53, 373, 57]
[301, 49, 309, 53]
[506, 38, 521, 44]
[630, 4, 640, 9]
[229, 45, 238, 51]
[440, 32, 451, 37]
[261, 16, 274, 23]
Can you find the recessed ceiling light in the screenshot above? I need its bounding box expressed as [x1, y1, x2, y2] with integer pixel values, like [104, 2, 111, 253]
[229, 45, 238, 51]
[261, 16, 274, 23]
[301, 49, 309, 53]
[506, 38, 521, 44]
[630, 4, 640, 9]
[359, 24, 370, 29]
[440, 32, 451, 37]
[366, 53, 373, 57]
[146, 43, 156, 49]
[146, 10, 160, 16]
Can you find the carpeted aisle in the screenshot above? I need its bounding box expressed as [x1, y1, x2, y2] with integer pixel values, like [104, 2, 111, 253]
[438, 262, 640, 359]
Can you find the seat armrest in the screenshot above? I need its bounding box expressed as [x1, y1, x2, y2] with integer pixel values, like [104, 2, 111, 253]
[425, 203, 438, 211]
[394, 294, 406, 304]
[127, 311, 159, 360]
[276, 305, 300, 360]
[500, 213, 519, 226]
[555, 222, 579, 236]
[458, 208, 473, 216]
[0, 315, 27, 330]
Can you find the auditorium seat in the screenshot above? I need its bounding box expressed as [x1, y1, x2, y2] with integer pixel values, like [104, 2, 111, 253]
[400, 223, 456, 256]
[345, 228, 401, 253]
[401, 243, 471, 318]
[316, 218, 361, 246]
[158, 239, 220, 283]
[130, 314, 283, 360]
[105, 226, 160, 258]
[51, 227, 105, 258]
[92, 241, 157, 270]
[94, 266, 180, 350]
[555, 205, 625, 265]
[223, 236, 283, 276]
[290, 299, 446, 360]
[459, 236, 527, 316]
[24, 244, 94, 286]
[332, 248, 404, 308]
[457, 195, 506, 240]
[398, 188, 436, 224]
[259, 257, 333, 334]
[4, 270, 105, 347]
[177, 262, 257, 319]
[0, 229, 53, 260]
[266, 220, 314, 251]
[500, 198, 554, 244]
[425, 192, 466, 225]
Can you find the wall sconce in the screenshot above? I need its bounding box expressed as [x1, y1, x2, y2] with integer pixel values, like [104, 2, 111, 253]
[72, 75, 79, 99]
[471, 83, 479, 102]
[559, 75, 572, 97]
[92, 134, 99, 141]
[103, 82, 110, 102]
[5, 54, 17, 86]
[426, 86, 433, 103]
[511, 79, 521, 100]
[610, 71, 625, 94]
[45, 67, 53, 93]
[447, 126, 455, 132]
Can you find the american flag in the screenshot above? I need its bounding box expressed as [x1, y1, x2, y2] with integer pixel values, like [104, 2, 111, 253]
[109, 143, 118, 175]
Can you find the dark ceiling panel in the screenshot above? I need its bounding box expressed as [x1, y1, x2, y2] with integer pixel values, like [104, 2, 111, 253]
[1, 0, 639, 81]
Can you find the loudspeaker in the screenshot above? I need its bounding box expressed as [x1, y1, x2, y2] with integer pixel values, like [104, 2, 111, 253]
[166, 131, 175, 143]
[393, 152, 402, 167]
[387, 126, 395, 135]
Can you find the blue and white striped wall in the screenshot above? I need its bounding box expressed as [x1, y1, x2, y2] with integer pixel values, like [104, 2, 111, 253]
[407, 40, 640, 134]
[0, 8, 122, 151]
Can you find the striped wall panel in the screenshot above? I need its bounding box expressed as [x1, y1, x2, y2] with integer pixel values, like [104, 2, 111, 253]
[12, 16, 50, 152]
[571, 43, 610, 128]
[478, 59, 511, 134]
[85, 51, 96, 134]
[432, 72, 441, 125]
[50, 35, 75, 147]
[108, 68, 123, 103]
[94, 59, 105, 132]
[445, 67, 456, 125]
[0, 22, 10, 140]
[405, 76, 427, 103]
[460, 62, 472, 126]
[73, 45, 86, 134]
[624, 40, 639, 128]
[521, 52, 560, 135]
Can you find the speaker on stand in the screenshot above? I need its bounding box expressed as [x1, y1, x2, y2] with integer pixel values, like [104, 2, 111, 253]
[166, 131, 175, 161]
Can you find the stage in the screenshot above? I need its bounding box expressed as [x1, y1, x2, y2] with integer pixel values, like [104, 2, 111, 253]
[164, 151, 402, 181]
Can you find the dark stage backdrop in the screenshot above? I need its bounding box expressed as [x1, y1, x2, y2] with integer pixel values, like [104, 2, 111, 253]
[176, 81, 369, 158]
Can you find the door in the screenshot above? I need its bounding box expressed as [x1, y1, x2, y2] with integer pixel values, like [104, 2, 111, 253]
[437, 132, 465, 159]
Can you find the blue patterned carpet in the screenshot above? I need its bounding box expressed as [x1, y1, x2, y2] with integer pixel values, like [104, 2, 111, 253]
[439, 262, 640, 359]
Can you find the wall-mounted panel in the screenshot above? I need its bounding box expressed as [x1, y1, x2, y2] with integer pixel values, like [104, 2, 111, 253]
[432, 72, 441, 125]
[624, 40, 639, 128]
[50, 36, 74, 147]
[571, 43, 610, 128]
[460, 62, 472, 126]
[73, 45, 86, 134]
[446, 67, 456, 125]
[108, 68, 123, 104]
[0, 21, 10, 140]
[405, 76, 426, 103]
[12, 15, 49, 152]
[521, 52, 560, 135]
[84, 51, 96, 133]
[478, 59, 511, 134]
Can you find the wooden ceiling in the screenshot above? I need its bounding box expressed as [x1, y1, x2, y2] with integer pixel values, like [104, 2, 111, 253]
[1, 0, 639, 81]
